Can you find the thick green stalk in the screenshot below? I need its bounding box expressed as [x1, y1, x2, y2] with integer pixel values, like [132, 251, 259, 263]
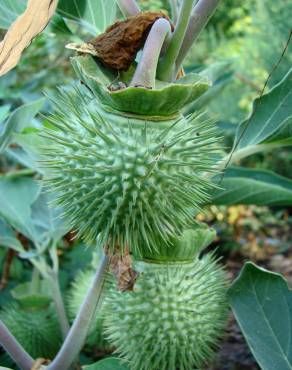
[30, 251, 70, 339]
[47, 243, 70, 338]
[175, 0, 221, 72]
[0, 320, 34, 370]
[131, 18, 171, 88]
[157, 0, 196, 82]
[170, 0, 179, 24]
[48, 272, 70, 339]
[116, 0, 140, 17]
[47, 253, 109, 370]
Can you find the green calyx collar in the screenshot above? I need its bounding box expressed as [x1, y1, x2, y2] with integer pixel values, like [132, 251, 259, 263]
[71, 55, 210, 117]
[137, 222, 217, 263]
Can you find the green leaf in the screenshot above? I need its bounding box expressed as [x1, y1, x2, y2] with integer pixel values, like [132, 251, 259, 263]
[212, 166, 292, 206]
[57, 0, 116, 36]
[6, 147, 39, 172]
[235, 68, 292, 149]
[0, 176, 40, 241]
[31, 192, 69, 243]
[0, 99, 44, 153]
[185, 61, 234, 114]
[0, 218, 25, 252]
[0, 0, 26, 29]
[50, 13, 73, 35]
[228, 262, 292, 370]
[7, 129, 46, 172]
[0, 105, 11, 124]
[0, 236, 24, 253]
[0, 172, 68, 246]
[264, 116, 292, 145]
[82, 358, 130, 370]
[0, 218, 14, 237]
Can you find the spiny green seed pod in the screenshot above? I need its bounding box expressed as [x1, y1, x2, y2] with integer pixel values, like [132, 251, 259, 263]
[67, 269, 114, 349]
[104, 253, 228, 370]
[0, 304, 62, 359]
[41, 77, 220, 254]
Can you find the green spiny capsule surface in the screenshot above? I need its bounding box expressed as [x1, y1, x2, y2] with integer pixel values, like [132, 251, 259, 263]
[0, 304, 62, 359]
[41, 85, 221, 254]
[67, 269, 114, 349]
[104, 255, 228, 370]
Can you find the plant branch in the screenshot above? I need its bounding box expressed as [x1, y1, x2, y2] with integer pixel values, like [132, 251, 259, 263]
[169, 0, 179, 24]
[47, 253, 109, 370]
[175, 0, 221, 71]
[116, 0, 140, 17]
[131, 18, 171, 88]
[31, 252, 70, 339]
[48, 271, 70, 339]
[0, 320, 34, 370]
[157, 0, 196, 81]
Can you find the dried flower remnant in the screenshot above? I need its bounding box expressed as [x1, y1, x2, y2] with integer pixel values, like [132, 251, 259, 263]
[109, 248, 139, 291]
[66, 11, 172, 71]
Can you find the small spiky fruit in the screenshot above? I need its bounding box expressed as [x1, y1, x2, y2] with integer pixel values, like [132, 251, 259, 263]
[104, 255, 228, 370]
[0, 304, 62, 359]
[67, 269, 114, 349]
[41, 85, 220, 254]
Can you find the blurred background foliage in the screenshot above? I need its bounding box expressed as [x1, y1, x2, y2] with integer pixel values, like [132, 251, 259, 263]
[185, 0, 292, 123]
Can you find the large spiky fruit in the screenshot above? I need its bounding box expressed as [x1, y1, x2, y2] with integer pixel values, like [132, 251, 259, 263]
[67, 269, 114, 349]
[0, 304, 62, 359]
[104, 254, 228, 370]
[41, 84, 220, 254]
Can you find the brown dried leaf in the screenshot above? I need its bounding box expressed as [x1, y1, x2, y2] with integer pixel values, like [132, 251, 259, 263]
[109, 248, 139, 291]
[0, 0, 58, 77]
[67, 11, 171, 71]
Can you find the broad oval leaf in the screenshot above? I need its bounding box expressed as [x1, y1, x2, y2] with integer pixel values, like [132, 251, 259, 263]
[264, 116, 292, 145]
[57, 0, 116, 36]
[31, 192, 69, 243]
[0, 236, 24, 253]
[228, 262, 292, 370]
[0, 176, 40, 241]
[0, 217, 25, 253]
[82, 358, 130, 370]
[212, 166, 292, 206]
[0, 98, 44, 153]
[0, 105, 11, 124]
[235, 68, 292, 150]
